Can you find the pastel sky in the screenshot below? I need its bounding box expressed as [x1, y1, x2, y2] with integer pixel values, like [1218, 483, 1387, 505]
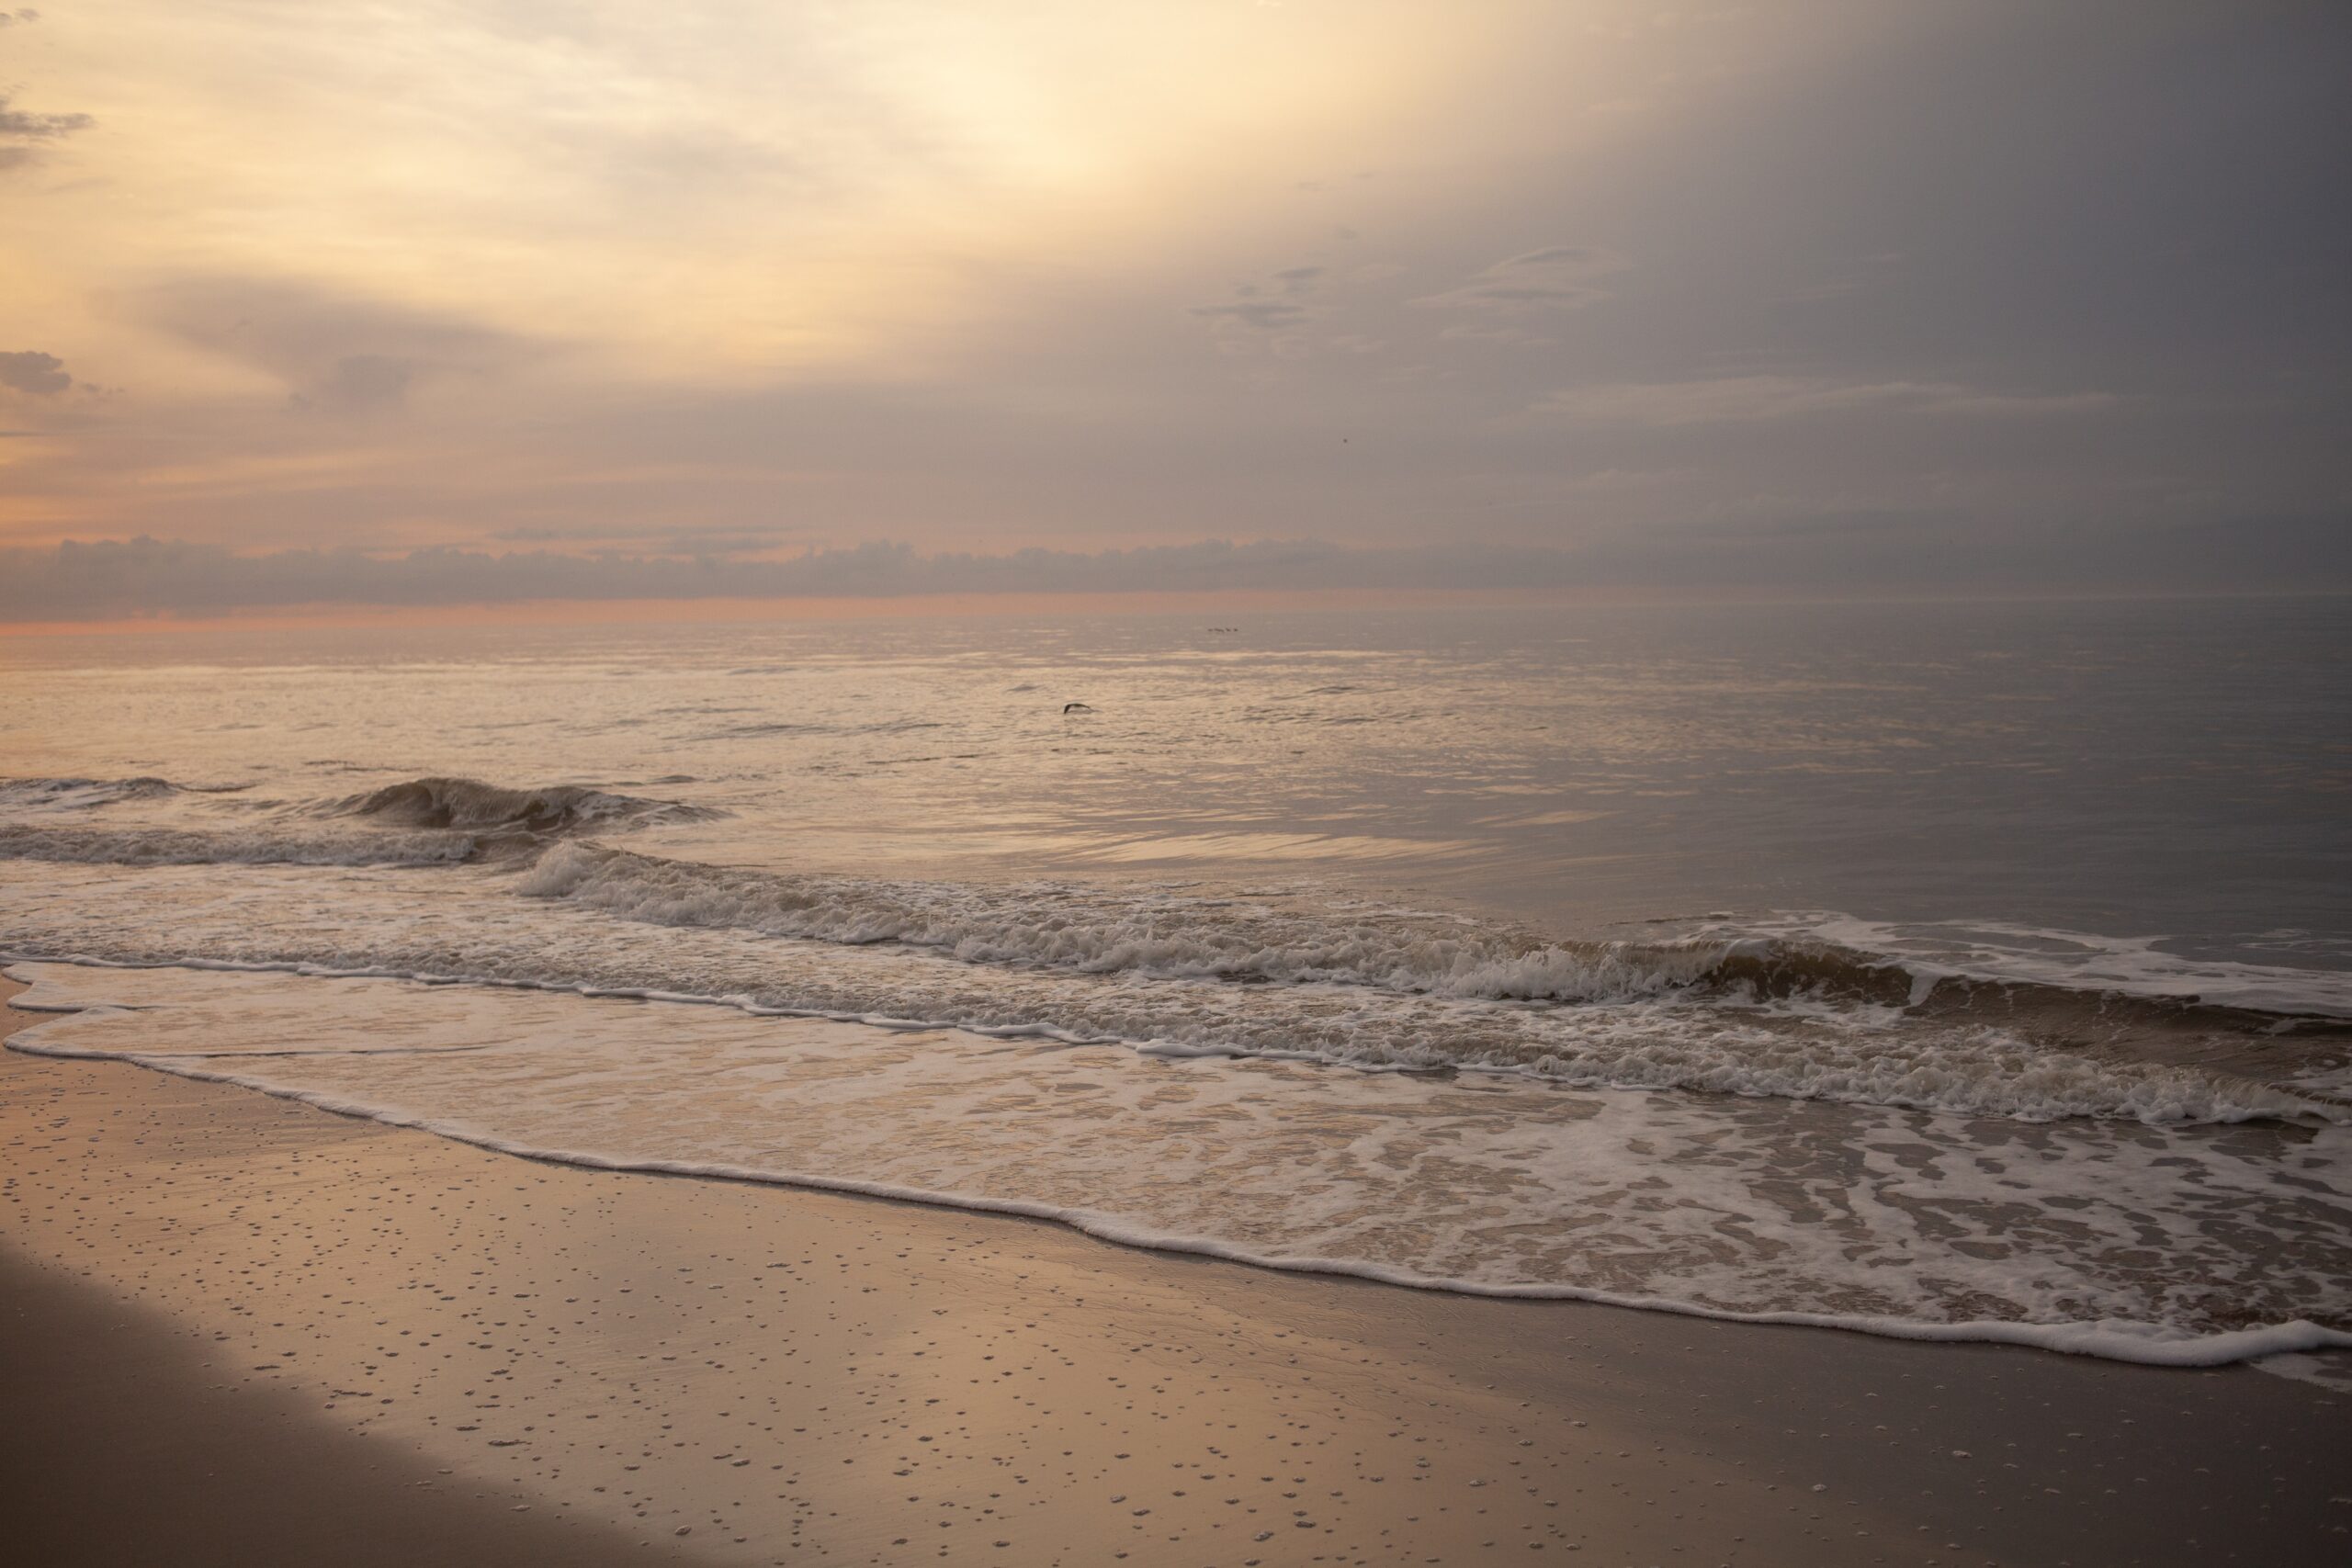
[1, 1, 2346, 609]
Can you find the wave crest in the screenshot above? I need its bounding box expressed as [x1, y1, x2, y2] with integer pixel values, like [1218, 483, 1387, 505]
[0, 775, 251, 809]
[510, 843, 2352, 1113]
[0, 777, 719, 867]
[326, 777, 718, 838]
[0, 824, 473, 869]
[515, 841, 1753, 1003]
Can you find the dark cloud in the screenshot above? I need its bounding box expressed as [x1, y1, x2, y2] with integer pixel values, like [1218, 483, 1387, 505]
[0, 7, 87, 168]
[0, 349, 72, 395]
[0, 90, 92, 171]
[1526, 2, 2352, 398]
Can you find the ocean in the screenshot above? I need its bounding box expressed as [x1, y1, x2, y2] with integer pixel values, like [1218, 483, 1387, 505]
[4, 594, 2348, 1366]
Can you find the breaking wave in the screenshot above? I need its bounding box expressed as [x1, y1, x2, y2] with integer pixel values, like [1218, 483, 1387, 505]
[0, 780, 715, 879]
[515, 842, 2352, 1076]
[322, 776, 720, 838]
[0, 775, 253, 809]
[0, 862, 2335, 1125]
[4, 775, 2345, 1125]
[0, 776, 721, 868]
[514, 840, 1751, 1001]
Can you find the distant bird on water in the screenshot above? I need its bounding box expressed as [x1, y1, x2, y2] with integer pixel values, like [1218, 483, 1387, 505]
[1063, 702, 1093, 714]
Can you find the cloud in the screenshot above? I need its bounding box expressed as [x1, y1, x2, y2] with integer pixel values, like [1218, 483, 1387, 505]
[0, 537, 1494, 618]
[1412, 246, 1627, 313]
[5, 4, 2346, 585]
[135, 276, 548, 413]
[0, 90, 93, 171]
[490, 521, 815, 557]
[1189, 262, 1332, 332]
[298, 354, 417, 414]
[1437, 323, 1557, 348]
[0, 536, 1597, 619]
[1533, 376, 2123, 426]
[0, 349, 73, 396]
[1187, 300, 1309, 330]
[4, 520, 2341, 621]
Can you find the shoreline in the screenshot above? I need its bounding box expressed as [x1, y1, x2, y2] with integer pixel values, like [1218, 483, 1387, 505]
[5, 978, 2347, 1565]
[6, 955, 2345, 1371]
[16, 993, 2342, 1371]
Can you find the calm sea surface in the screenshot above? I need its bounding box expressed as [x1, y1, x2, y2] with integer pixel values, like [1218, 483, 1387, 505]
[5, 596, 2348, 1363]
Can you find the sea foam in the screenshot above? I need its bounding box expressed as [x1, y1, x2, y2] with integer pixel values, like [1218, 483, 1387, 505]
[9, 961, 2346, 1369]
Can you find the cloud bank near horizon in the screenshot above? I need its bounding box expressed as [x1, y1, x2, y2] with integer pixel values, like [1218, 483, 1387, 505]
[5, 523, 2342, 622]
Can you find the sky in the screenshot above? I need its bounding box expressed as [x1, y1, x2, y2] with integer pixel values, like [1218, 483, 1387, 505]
[1, 0, 2347, 615]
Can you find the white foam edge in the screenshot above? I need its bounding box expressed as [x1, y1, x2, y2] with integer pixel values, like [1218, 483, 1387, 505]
[5, 951, 2335, 1124]
[10, 1013, 2351, 1370]
[6, 959, 2350, 1371]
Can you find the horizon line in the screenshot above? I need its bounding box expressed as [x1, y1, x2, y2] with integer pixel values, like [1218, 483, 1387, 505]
[6, 582, 2348, 640]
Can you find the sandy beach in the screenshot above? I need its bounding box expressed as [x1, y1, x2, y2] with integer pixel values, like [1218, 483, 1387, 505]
[2, 977, 2344, 1567]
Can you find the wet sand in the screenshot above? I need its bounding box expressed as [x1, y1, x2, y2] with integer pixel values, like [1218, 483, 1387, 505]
[3, 978, 2345, 1566]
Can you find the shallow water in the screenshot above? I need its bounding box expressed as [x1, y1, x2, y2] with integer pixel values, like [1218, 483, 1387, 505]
[4, 597, 2348, 1360]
